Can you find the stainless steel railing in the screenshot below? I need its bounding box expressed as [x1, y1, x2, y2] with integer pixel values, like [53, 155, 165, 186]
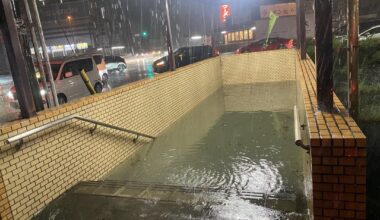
[293, 106, 310, 152]
[6, 115, 156, 150]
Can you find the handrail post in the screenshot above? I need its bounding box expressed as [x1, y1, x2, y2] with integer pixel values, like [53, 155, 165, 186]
[294, 106, 310, 152]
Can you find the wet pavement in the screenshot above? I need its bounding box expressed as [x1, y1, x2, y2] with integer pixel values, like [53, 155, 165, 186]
[0, 55, 159, 124]
[107, 56, 157, 89]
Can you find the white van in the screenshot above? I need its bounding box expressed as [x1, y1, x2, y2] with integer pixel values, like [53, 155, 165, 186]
[6, 55, 102, 106]
[53, 55, 103, 104]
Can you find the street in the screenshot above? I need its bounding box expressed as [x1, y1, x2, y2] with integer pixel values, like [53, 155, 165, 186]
[107, 55, 158, 89]
[0, 54, 161, 124]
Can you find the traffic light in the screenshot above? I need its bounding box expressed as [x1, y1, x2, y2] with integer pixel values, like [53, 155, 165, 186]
[142, 31, 148, 38]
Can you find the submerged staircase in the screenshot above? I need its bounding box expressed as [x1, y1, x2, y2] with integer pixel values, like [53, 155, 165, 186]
[33, 181, 309, 220]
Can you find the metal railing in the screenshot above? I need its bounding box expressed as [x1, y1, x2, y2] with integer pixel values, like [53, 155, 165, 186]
[6, 115, 156, 150]
[293, 106, 310, 152]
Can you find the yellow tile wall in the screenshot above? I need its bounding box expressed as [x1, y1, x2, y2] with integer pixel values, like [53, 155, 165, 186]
[221, 49, 297, 85]
[0, 57, 222, 220]
[0, 49, 367, 220]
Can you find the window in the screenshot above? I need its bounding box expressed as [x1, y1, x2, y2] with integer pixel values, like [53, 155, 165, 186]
[61, 58, 93, 78]
[244, 30, 249, 40]
[368, 27, 380, 35]
[249, 30, 253, 39]
[104, 56, 126, 64]
[235, 32, 239, 41]
[41, 64, 61, 81]
[225, 29, 254, 44]
[93, 55, 103, 65]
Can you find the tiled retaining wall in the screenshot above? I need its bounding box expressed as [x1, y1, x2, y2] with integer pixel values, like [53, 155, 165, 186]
[221, 49, 297, 85]
[0, 58, 222, 220]
[0, 49, 367, 220]
[297, 55, 367, 220]
[223, 82, 296, 112]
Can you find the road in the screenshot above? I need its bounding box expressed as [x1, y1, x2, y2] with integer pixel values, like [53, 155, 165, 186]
[0, 54, 161, 124]
[0, 74, 21, 123]
[107, 55, 158, 89]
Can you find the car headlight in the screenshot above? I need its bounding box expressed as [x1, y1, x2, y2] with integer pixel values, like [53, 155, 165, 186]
[40, 89, 47, 96]
[156, 61, 165, 67]
[7, 91, 14, 100]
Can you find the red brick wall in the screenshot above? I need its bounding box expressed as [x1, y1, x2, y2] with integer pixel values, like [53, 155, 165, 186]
[311, 137, 366, 219]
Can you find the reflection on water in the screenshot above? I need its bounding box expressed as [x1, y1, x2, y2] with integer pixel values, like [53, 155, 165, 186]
[33, 82, 309, 220]
[104, 82, 308, 219]
[106, 112, 300, 194]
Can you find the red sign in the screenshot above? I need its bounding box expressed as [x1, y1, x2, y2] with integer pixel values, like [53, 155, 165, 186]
[220, 4, 231, 23]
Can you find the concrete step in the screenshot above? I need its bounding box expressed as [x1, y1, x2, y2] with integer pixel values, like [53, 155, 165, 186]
[71, 180, 301, 213]
[32, 181, 309, 220]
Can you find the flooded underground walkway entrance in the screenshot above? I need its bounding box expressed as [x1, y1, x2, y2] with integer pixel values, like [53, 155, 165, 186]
[33, 81, 310, 220]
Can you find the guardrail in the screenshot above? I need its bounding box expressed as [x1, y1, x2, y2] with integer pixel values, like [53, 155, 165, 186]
[6, 115, 156, 150]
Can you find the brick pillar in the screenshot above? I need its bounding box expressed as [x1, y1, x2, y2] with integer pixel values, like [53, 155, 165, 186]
[311, 135, 366, 219]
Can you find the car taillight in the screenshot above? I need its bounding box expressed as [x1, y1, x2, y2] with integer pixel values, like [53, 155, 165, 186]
[287, 40, 294, 48]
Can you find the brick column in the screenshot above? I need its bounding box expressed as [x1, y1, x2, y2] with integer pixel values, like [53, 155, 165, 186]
[311, 134, 366, 219]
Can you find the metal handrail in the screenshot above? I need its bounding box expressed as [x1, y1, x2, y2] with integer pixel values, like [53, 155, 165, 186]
[293, 106, 310, 152]
[6, 115, 156, 150]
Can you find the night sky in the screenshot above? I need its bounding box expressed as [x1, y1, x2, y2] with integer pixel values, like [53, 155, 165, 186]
[36, 0, 380, 48]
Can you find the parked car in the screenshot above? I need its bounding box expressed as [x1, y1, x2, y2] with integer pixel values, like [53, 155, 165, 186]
[6, 55, 102, 107]
[334, 22, 380, 41]
[153, 45, 219, 73]
[235, 38, 294, 54]
[105, 55, 127, 73]
[359, 25, 380, 40]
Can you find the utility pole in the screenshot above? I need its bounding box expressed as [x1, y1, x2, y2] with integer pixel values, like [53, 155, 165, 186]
[29, 0, 59, 106]
[315, 0, 334, 111]
[0, 0, 36, 118]
[22, 0, 51, 107]
[347, 0, 359, 120]
[165, 0, 175, 71]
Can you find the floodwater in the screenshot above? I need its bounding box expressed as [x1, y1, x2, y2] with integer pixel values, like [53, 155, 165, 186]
[33, 82, 310, 220]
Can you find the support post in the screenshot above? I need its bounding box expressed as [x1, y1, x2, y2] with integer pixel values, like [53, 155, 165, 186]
[165, 0, 176, 71]
[29, 0, 59, 106]
[297, 0, 307, 59]
[0, 0, 36, 118]
[347, 0, 359, 120]
[299, 0, 307, 59]
[315, 0, 333, 111]
[296, 0, 301, 50]
[22, 0, 51, 107]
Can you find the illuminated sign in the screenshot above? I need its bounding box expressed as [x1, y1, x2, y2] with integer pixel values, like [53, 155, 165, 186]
[220, 4, 231, 23]
[260, 3, 296, 18]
